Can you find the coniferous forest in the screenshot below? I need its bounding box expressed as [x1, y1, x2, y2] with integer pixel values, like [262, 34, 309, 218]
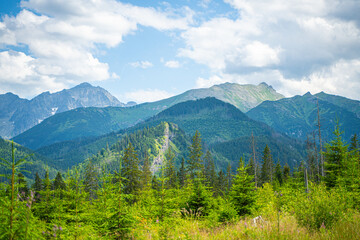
[1, 120, 360, 239]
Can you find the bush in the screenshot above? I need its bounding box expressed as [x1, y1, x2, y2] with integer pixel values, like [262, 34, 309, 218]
[294, 183, 348, 230]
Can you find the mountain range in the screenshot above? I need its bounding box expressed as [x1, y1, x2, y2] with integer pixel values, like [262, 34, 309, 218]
[1, 81, 360, 180]
[0, 82, 135, 139]
[12, 82, 283, 149]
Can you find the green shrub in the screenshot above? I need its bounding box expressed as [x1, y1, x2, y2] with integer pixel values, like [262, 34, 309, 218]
[294, 183, 348, 230]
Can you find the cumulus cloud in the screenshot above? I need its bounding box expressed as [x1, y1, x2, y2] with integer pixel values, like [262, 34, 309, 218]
[181, 0, 360, 99]
[164, 60, 180, 68]
[0, 0, 193, 97]
[124, 89, 174, 103]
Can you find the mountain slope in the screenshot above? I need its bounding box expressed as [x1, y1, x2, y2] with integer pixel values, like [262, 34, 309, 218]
[13, 82, 283, 149]
[76, 122, 191, 175]
[247, 92, 360, 141]
[0, 82, 125, 139]
[135, 98, 305, 168]
[0, 138, 58, 182]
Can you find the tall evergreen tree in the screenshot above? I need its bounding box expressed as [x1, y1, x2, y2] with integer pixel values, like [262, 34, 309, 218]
[17, 173, 29, 196]
[230, 158, 255, 216]
[122, 142, 141, 195]
[274, 161, 283, 186]
[203, 150, 216, 188]
[178, 157, 187, 187]
[164, 147, 177, 189]
[324, 122, 348, 188]
[84, 160, 98, 200]
[187, 130, 203, 180]
[53, 171, 66, 190]
[226, 162, 232, 193]
[260, 144, 274, 185]
[215, 170, 226, 197]
[283, 163, 290, 183]
[141, 153, 152, 190]
[349, 134, 360, 163]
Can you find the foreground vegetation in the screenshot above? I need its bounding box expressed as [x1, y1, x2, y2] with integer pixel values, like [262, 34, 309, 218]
[1, 123, 360, 239]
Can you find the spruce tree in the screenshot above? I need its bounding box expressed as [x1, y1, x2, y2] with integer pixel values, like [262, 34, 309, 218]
[187, 130, 203, 180]
[53, 171, 66, 191]
[324, 122, 348, 188]
[178, 157, 186, 187]
[84, 160, 98, 200]
[274, 162, 283, 186]
[203, 150, 216, 188]
[17, 173, 29, 196]
[164, 147, 177, 189]
[140, 153, 152, 190]
[122, 142, 140, 195]
[230, 158, 255, 216]
[260, 144, 274, 185]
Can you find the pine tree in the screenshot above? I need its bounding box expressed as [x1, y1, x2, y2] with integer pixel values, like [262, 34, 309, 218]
[324, 122, 348, 188]
[122, 142, 140, 196]
[187, 130, 203, 180]
[230, 158, 255, 216]
[260, 145, 274, 185]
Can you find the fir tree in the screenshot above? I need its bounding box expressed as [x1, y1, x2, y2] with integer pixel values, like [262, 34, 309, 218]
[203, 150, 216, 188]
[164, 147, 177, 189]
[230, 158, 255, 216]
[324, 122, 348, 188]
[178, 157, 186, 187]
[274, 161, 283, 186]
[260, 144, 274, 185]
[283, 163, 290, 183]
[215, 170, 226, 197]
[226, 162, 232, 193]
[84, 160, 98, 200]
[53, 171, 66, 190]
[140, 153, 152, 190]
[17, 173, 29, 196]
[187, 130, 203, 180]
[122, 142, 140, 196]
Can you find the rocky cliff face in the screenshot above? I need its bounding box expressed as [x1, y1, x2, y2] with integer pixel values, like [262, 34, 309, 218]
[0, 82, 124, 138]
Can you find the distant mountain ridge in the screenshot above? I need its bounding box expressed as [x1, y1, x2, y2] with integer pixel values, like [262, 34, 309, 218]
[0, 82, 127, 139]
[12, 82, 284, 149]
[247, 92, 360, 141]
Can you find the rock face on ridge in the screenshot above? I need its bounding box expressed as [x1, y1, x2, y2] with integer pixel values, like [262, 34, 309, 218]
[0, 82, 124, 138]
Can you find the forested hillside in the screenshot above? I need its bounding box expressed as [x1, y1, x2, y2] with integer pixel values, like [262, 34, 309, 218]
[1, 121, 360, 239]
[247, 92, 360, 141]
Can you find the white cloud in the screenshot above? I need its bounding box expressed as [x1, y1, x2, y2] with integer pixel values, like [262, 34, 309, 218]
[164, 60, 180, 68]
[130, 61, 153, 69]
[180, 0, 360, 99]
[124, 89, 174, 103]
[0, 0, 193, 97]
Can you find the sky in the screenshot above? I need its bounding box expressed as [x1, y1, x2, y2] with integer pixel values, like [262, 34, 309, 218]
[0, 0, 359, 103]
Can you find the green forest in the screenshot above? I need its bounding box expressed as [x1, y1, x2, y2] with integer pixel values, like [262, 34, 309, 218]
[1, 122, 360, 239]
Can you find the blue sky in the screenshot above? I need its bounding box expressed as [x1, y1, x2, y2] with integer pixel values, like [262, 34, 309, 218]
[1, 0, 360, 103]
